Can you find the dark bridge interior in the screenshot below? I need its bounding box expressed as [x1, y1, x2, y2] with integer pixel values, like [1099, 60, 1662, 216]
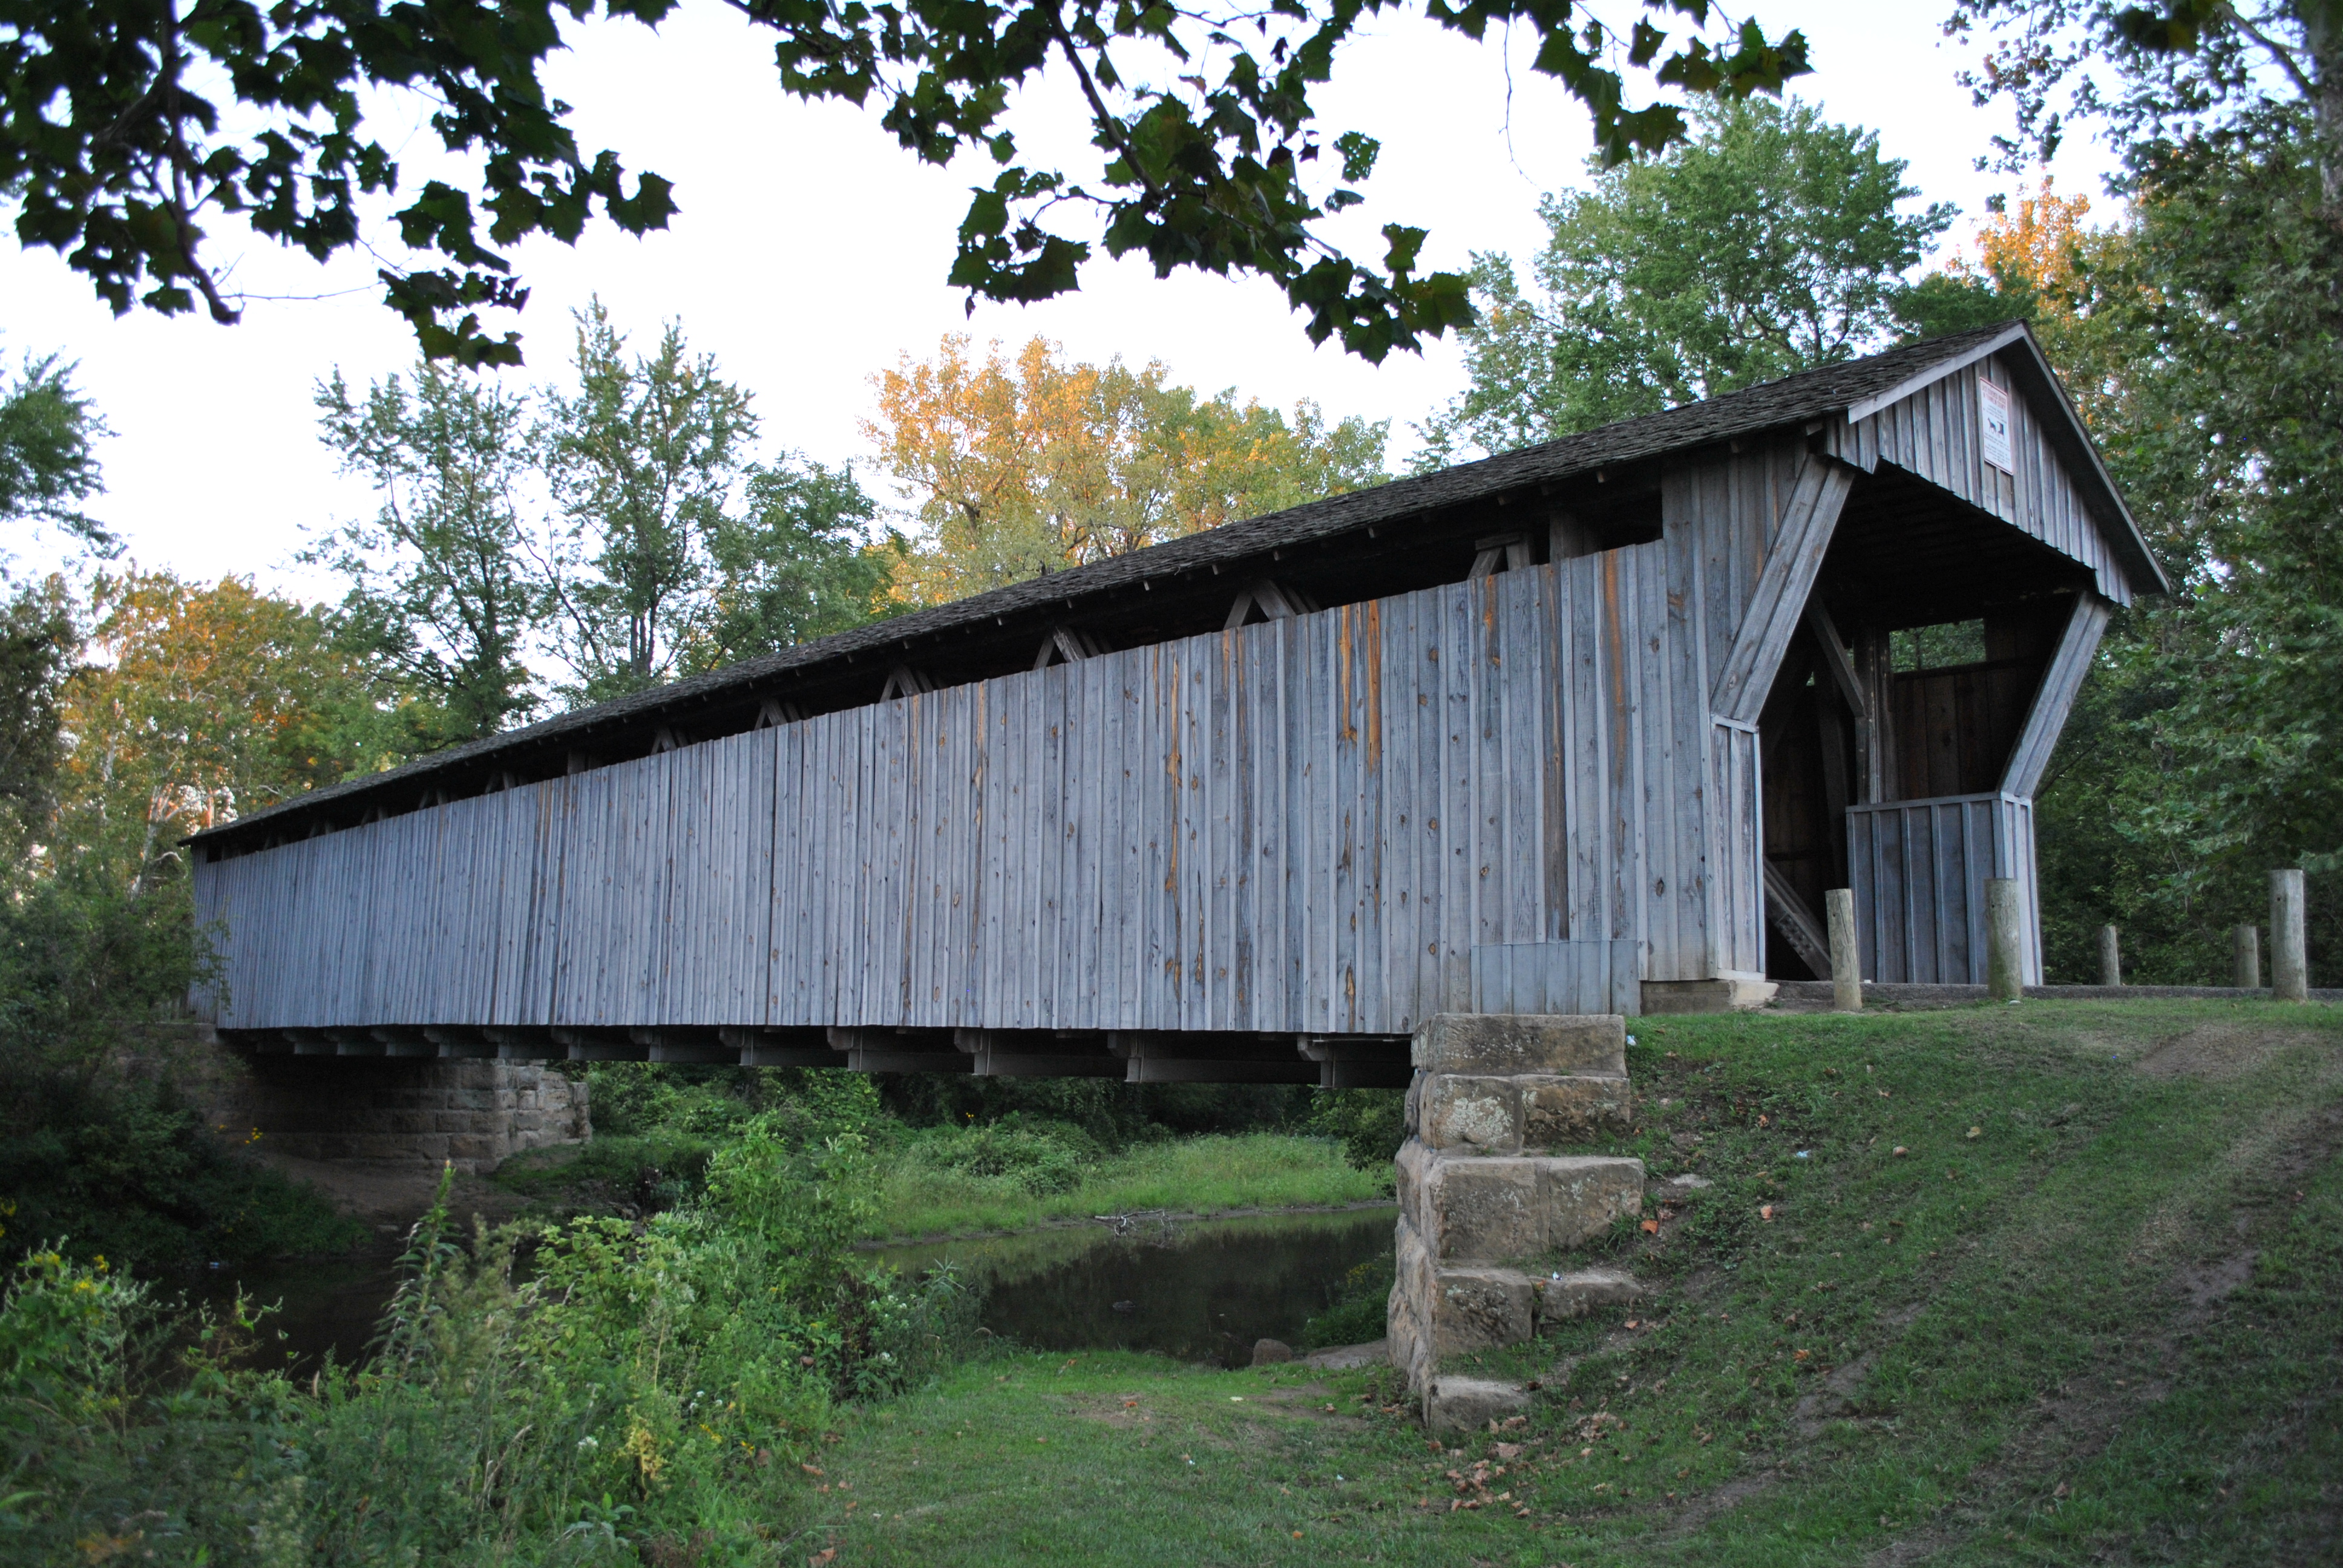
[1757, 465, 2096, 980]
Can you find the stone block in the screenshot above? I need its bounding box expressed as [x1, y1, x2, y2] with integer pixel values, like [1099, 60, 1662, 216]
[1414, 1149, 1541, 1262]
[447, 1132, 506, 1164]
[1420, 1075, 1522, 1154]
[1538, 1156, 1646, 1250]
[1412, 1013, 1625, 1077]
[1424, 1376, 1531, 1435]
[1536, 1269, 1643, 1325]
[1251, 1338, 1294, 1365]
[1521, 1075, 1632, 1145]
[1388, 1275, 1426, 1393]
[1640, 978, 1777, 1014]
[1389, 1214, 1434, 1389]
[1403, 1145, 1645, 1262]
[1430, 1267, 1536, 1356]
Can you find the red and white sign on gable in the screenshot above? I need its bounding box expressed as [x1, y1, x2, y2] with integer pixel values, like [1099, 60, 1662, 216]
[1979, 377, 2014, 474]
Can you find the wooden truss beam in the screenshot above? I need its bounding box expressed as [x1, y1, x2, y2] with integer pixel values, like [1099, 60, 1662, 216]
[1712, 456, 1859, 724]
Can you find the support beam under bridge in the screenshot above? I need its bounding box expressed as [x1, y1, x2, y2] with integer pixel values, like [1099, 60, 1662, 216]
[221, 1025, 1416, 1089]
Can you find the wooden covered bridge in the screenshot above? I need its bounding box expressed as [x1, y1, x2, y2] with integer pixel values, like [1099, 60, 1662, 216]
[192, 322, 2166, 1088]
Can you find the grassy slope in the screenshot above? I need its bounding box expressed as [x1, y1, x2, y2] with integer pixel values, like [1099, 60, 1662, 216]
[785, 1002, 2342, 1566]
[868, 1132, 1390, 1241]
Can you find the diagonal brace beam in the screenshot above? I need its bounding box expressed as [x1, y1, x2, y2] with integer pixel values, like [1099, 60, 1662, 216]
[1711, 455, 1858, 725]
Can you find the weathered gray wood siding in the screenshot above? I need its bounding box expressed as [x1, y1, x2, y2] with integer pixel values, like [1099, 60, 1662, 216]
[1709, 718, 1766, 978]
[1832, 354, 2131, 605]
[197, 526, 1778, 1033]
[1846, 792, 2041, 985]
[1666, 436, 1852, 981]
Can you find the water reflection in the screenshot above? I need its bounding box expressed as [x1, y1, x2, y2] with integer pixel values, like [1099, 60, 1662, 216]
[870, 1205, 1396, 1367]
[190, 1204, 1399, 1377]
[188, 1252, 405, 1375]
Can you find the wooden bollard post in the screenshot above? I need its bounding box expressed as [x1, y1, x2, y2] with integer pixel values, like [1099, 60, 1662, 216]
[1986, 878, 2025, 1002]
[1825, 888, 1860, 1013]
[2097, 924, 2121, 987]
[2271, 869, 2309, 1002]
[2233, 924, 2261, 991]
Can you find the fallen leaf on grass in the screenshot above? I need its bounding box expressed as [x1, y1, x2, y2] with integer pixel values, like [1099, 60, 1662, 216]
[809, 1550, 836, 1567]
[1760, 1205, 1775, 1221]
[800, 1464, 824, 1477]
[1640, 1220, 1660, 1233]
[1892, 1146, 1908, 1157]
[1967, 1126, 1982, 1140]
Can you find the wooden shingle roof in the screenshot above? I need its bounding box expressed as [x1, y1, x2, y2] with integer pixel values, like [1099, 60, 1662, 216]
[198, 320, 2160, 844]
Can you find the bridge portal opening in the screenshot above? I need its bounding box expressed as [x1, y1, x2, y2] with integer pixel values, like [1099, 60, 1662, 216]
[1758, 465, 2097, 983]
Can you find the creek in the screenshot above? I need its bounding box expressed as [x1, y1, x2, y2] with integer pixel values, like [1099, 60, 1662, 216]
[196, 1203, 1397, 1374]
[871, 1204, 1397, 1367]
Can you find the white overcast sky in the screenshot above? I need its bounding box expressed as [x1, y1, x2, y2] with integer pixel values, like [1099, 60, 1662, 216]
[4, 1, 2123, 598]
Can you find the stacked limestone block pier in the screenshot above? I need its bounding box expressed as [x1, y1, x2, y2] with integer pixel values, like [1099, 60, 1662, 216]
[1389, 1014, 1646, 1432]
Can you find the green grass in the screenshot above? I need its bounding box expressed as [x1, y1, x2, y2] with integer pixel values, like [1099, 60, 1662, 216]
[491, 1127, 1390, 1244]
[868, 1131, 1390, 1241]
[788, 1001, 2342, 1564]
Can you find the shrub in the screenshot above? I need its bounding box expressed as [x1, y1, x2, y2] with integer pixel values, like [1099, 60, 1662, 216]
[1307, 1086, 1407, 1171]
[0, 1106, 975, 1564]
[905, 1123, 1094, 1195]
[0, 1060, 364, 1270]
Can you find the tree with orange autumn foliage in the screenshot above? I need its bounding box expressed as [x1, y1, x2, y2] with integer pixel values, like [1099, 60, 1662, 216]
[865, 336, 1386, 606]
[1953, 178, 2100, 312]
[54, 571, 396, 890]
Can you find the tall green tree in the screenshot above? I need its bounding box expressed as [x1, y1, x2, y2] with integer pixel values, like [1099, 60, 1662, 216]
[1945, 3, 2343, 982]
[1420, 97, 1951, 460]
[2028, 111, 2343, 982]
[0, 353, 103, 848]
[0, 351, 110, 561]
[540, 302, 756, 700]
[543, 302, 893, 697]
[1, 0, 1814, 366]
[696, 459, 896, 673]
[1949, 2, 2343, 200]
[0, 577, 76, 848]
[311, 364, 545, 743]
